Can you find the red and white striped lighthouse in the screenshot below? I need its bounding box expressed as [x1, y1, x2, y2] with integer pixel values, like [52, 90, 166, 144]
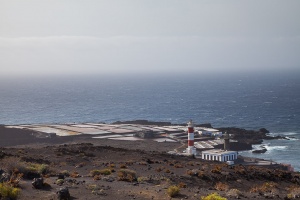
[186, 120, 196, 155]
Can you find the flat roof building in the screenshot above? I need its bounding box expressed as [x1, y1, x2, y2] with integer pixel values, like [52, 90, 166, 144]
[202, 149, 238, 162]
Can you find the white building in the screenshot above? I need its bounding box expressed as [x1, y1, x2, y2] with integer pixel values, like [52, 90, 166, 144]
[197, 128, 222, 137]
[202, 149, 238, 162]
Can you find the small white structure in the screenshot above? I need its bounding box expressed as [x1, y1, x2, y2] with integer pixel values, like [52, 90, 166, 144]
[198, 128, 222, 137]
[202, 149, 238, 162]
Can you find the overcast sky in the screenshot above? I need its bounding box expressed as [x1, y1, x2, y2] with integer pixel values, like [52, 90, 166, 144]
[0, 0, 299, 76]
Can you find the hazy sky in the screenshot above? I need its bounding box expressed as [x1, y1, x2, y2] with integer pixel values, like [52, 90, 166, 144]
[0, 0, 299, 76]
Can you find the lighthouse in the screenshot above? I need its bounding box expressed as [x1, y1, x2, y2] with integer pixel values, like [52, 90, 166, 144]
[186, 120, 197, 155]
[223, 131, 230, 151]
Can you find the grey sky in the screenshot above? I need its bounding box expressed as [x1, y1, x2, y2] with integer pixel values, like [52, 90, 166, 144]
[0, 0, 299, 76]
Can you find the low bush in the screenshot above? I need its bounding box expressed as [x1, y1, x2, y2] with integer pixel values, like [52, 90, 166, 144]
[214, 182, 229, 191]
[167, 185, 180, 197]
[186, 169, 195, 176]
[125, 160, 134, 166]
[286, 186, 300, 199]
[109, 163, 115, 168]
[1, 158, 26, 175]
[8, 172, 23, 187]
[2, 158, 50, 179]
[0, 183, 20, 200]
[90, 169, 112, 176]
[234, 165, 246, 175]
[117, 169, 137, 182]
[201, 193, 227, 200]
[250, 181, 278, 193]
[87, 184, 106, 196]
[226, 189, 242, 198]
[178, 182, 187, 188]
[138, 161, 147, 165]
[197, 171, 210, 180]
[137, 176, 149, 183]
[174, 163, 183, 168]
[211, 165, 222, 174]
[56, 179, 64, 186]
[156, 167, 163, 172]
[119, 164, 127, 169]
[60, 170, 70, 177]
[93, 175, 101, 180]
[30, 163, 49, 175]
[262, 182, 278, 190]
[70, 171, 80, 178]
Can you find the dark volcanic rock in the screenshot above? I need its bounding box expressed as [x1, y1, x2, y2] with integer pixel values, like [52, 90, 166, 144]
[32, 177, 44, 189]
[112, 120, 213, 128]
[264, 135, 288, 140]
[218, 127, 267, 145]
[252, 148, 267, 154]
[259, 128, 270, 134]
[57, 187, 71, 200]
[215, 142, 252, 151]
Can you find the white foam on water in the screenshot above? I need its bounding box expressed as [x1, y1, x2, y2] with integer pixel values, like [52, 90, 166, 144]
[251, 144, 265, 150]
[263, 145, 287, 151]
[274, 132, 300, 136]
[285, 137, 299, 141]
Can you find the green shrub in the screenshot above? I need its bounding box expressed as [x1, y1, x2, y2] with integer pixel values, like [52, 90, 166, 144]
[60, 170, 70, 177]
[87, 184, 106, 195]
[56, 179, 64, 185]
[0, 183, 20, 199]
[201, 193, 227, 200]
[117, 169, 137, 182]
[38, 164, 49, 175]
[167, 185, 180, 197]
[2, 159, 50, 178]
[26, 163, 49, 175]
[90, 169, 112, 176]
[137, 176, 149, 183]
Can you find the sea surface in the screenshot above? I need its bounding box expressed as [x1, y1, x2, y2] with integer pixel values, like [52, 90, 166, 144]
[0, 72, 299, 171]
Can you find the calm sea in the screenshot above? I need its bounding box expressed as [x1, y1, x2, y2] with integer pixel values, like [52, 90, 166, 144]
[0, 72, 299, 170]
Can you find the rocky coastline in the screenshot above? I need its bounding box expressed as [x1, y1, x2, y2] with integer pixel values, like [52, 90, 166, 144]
[0, 121, 299, 199]
[113, 120, 289, 152]
[0, 120, 290, 151]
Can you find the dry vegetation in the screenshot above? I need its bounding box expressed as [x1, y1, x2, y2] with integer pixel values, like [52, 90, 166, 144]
[0, 139, 299, 199]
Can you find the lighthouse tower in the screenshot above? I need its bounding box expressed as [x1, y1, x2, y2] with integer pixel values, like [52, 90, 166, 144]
[224, 131, 230, 151]
[186, 120, 197, 155]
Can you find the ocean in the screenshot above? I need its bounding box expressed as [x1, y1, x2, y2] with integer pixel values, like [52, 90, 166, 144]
[0, 71, 299, 171]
